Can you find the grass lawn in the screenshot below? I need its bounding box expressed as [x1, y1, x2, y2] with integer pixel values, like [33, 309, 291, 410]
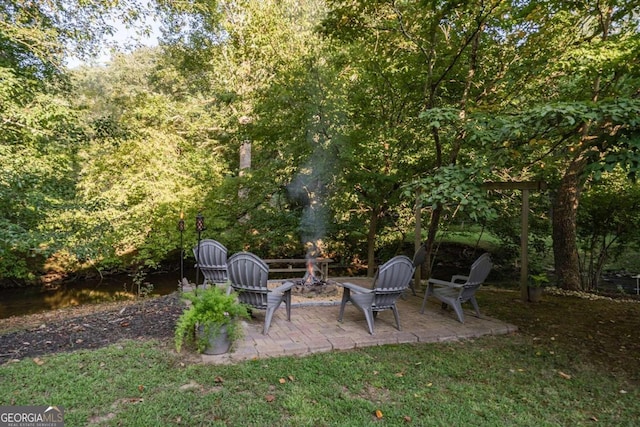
[1, 288, 639, 426]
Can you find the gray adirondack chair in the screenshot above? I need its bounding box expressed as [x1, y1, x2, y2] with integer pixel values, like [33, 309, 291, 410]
[338, 255, 415, 334]
[227, 252, 294, 335]
[193, 239, 228, 285]
[420, 253, 492, 323]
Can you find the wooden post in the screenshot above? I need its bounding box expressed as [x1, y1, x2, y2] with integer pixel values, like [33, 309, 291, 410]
[239, 141, 251, 206]
[414, 188, 422, 287]
[521, 189, 529, 301]
[481, 181, 547, 302]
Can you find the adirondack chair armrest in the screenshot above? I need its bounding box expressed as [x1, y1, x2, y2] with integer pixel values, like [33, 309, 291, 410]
[271, 281, 295, 294]
[451, 275, 469, 283]
[340, 282, 374, 294]
[427, 278, 464, 288]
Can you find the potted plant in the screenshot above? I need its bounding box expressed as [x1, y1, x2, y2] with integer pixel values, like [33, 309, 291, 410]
[175, 285, 250, 354]
[528, 272, 549, 303]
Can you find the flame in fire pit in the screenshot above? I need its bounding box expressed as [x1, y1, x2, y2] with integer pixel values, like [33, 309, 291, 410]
[302, 240, 325, 285]
[304, 257, 321, 285]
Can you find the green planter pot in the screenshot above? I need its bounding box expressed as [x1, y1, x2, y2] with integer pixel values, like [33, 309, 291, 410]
[197, 324, 231, 355]
[528, 286, 543, 303]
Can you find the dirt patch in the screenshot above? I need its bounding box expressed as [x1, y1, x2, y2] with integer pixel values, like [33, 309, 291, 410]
[478, 287, 640, 382]
[0, 293, 184, 364]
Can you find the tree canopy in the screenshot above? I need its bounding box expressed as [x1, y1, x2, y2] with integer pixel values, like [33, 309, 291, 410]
[1, 0, 639, 287]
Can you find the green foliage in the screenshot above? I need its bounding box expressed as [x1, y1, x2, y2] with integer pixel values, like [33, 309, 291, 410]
[485, 189, 552, 267]
[174, 285, 250, 353]
[1, 0, 639, 285]
[406, 164, 496, 223]
[577, 171, 640, 289]
[1, 0, 154, 73]
[68, 48, 228, 271]
[529, 272, 550, 288]
[0, 63, 85, 279]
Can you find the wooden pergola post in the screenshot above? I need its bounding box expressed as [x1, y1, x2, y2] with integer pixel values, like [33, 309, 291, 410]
[482, 181, 547, 302]
[414, 188, 422, 286]
[521, 188, 529, 302]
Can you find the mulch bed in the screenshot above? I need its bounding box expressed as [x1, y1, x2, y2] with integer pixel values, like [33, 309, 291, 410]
[0, 293, 184, 365]
[0, 279, 358, 365]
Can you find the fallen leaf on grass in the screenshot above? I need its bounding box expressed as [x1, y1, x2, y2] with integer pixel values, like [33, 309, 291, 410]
[403, 415, 412, 422]
[279, 378, 286, 384]
[179, 381, 201, 391]
[395, 372, 404, 377]
[214, 376, 224, 384]
[138, 385, 145, 392]
[88, 412, 116, 424]
[375, 409, 383, 419]
[265, 394, 276, 403]
[558, 371, 572, 380]
[33, 357, 45, 366]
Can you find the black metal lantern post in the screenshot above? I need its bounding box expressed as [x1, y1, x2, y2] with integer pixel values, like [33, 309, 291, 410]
[178, 211, 185, 290]
[194, 212, 206, 294]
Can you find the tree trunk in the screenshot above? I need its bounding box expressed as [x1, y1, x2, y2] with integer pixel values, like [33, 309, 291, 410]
[551, 158, 586, 290]
[422, 205, 442, 281]
[552, 3, 613, 291]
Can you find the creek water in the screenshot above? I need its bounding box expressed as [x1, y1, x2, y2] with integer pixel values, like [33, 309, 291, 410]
[0, 269, 195, 319]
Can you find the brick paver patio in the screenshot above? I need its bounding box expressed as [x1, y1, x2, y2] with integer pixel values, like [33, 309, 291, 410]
[201, 278, 518, 364]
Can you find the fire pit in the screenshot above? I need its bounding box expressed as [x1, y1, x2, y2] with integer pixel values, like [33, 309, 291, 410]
[291, 260, 339, 298]
[264, 254, 339, 300]
[292, 277, 339, 298]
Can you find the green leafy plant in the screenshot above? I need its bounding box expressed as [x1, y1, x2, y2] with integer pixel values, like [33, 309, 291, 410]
[529, 272, 550, 288]
[128, 270, 154, 299]
[174, 285, 250, 353]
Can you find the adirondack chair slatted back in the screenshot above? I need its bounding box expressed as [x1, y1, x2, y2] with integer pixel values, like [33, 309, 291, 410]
[227, 252, 270, 309]
[421, 252, 492, 323]
[193, 239, 228, 284]
[372, 255, 415, 310]
[459, 254, 492, 301]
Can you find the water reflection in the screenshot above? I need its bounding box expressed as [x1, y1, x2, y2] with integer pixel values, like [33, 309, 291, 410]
[0, 270, 187, 319]
[43, 288, 136, 309]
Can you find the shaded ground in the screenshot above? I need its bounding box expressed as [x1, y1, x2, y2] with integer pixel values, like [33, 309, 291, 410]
[1, 283, 639, 386]
[0, 293, 183, 364]
[478, 287, 640, 383]
[0, 287, 340, 364]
